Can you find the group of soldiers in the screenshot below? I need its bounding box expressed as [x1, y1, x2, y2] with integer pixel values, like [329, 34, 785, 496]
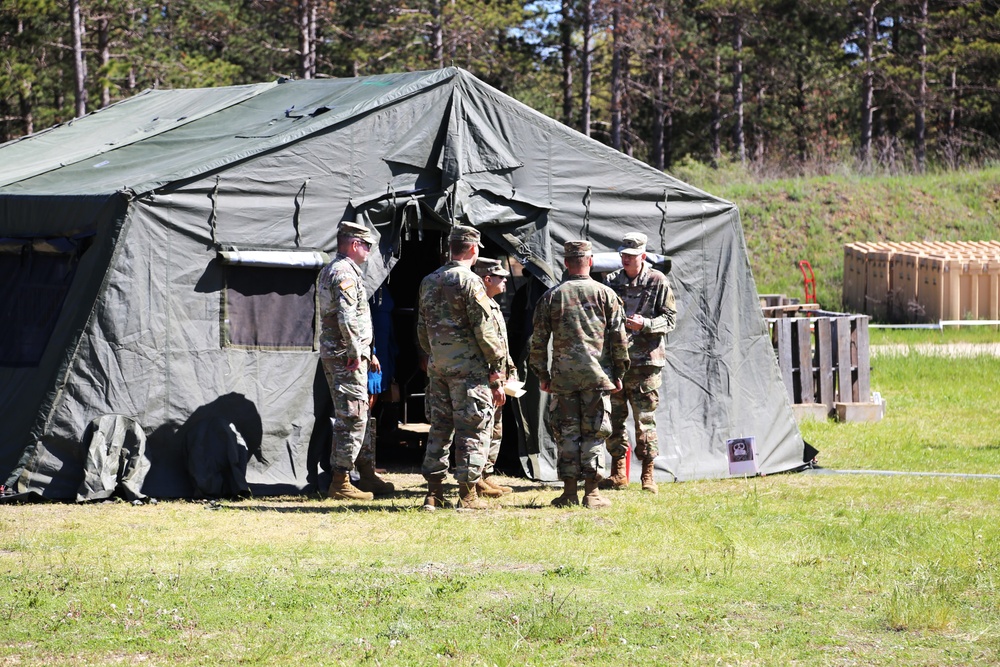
[318, 220, 676, 510]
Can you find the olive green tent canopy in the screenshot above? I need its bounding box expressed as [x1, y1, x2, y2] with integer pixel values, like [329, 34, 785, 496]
[0, 67, 807, 499]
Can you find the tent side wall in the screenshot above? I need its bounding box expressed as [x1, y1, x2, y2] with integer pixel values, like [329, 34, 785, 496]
[0, 195, 129, 490]
[657, 204, 802, 478]
[15, 190, 334, 498]
[451, 73, 805, 480]
[11, 83, 456, 499]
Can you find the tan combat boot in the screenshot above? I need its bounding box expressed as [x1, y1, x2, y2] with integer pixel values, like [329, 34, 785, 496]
[582, 478, 612, 509]
[422, 475, 446, 511]
[458, 482, 488, 510]
[355, 460, 395, 495]
[475, 478, 505, 498]
[600, 455, 629, 489]
[550, 478, 580, 507]
[327, 471, 374, 501]
[482, 475, 513, 494]
[641, 456, 658, 494]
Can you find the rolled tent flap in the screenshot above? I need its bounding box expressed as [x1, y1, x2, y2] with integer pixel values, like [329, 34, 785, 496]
[218, 249, 330, 268]
[591, 252, 671, 274]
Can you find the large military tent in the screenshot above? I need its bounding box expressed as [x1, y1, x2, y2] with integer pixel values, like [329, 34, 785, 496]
[0, 67, 808, 500]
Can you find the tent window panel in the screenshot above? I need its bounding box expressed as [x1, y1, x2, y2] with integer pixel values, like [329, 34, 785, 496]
[224, 266, 317, 350]
[0, 251, 78, 367]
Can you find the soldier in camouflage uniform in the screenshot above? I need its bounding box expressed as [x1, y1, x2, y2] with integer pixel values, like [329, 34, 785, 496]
[474, 257, 517, 498]
[417, 226, 508, 511]
[318, 221, 380, 502]
[529, 240, 629, 509]
[603, 232, 677, 494]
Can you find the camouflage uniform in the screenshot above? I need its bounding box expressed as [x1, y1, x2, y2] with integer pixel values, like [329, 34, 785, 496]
[529, 270, 629, 481]
[354, 416, 378, 473]
[604, 260, 676, 460]
[481, 274, 516, 475]
[417, 257, 507, 484]
[319, 251, 372, 473]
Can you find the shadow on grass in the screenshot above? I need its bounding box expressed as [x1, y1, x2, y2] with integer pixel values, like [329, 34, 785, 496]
[219, 501, 556, 514]
[215, 484, 561, 513]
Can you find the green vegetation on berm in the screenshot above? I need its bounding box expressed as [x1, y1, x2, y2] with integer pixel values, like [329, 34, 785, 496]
[673, 162, 1000, 310]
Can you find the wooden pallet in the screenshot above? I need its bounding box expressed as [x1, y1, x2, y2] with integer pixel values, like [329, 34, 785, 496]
[767, 315, 871, 412]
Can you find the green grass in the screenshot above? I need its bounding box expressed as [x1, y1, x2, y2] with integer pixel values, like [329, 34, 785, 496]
[677, 164, 1000, 310]
[802, 352, 1000, 474]
[4, 473, 1000, 666]
[3, 339, 1000, 666]
[869, 325, 1000, 346]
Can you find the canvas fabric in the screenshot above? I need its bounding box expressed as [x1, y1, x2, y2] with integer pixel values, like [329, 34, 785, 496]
[0, 67, 808, 499]
[76, 414, 150, 502]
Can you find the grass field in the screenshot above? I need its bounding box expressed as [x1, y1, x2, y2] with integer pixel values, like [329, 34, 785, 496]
[2, 331, 999, 666]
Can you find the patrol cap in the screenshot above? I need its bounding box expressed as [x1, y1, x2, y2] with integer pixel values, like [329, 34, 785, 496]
[474, 257, 510, 277]
[618, 232, 647, 255]
[337, 221, 375, 244]
[563, 240, 592, 257]
[449, 225, 484, 248]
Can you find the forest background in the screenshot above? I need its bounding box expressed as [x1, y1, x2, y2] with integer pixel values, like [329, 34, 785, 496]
[3, 0, 1000, 178]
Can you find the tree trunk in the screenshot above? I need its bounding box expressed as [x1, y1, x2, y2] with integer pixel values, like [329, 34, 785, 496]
[944, 67, 961, 168]
[70, 0, 87, 118]
[948, 67, 959, 136]
[97, 13, 111, 108]
[431, 0, 444, 68]
[298, 0, 316, 79]
[19, 86, 34, 136]
[914, 0, 928, 173]
[754, 80, 765, 164]
[665, 63, 674, 170]
[732, 15, 745, 165]
[623, 44, 633, 157]
[560, 0, 574, 128]
[859, 1, 878, 169]
[795, 70, 808, 164]
[651, 6, 666, 170]
[610, 1, 623, 151]
[580, 0, 593, 137]
[710, 16, 722, 167]
[309, 2, 318, 75]
[886, 8, 901, 155]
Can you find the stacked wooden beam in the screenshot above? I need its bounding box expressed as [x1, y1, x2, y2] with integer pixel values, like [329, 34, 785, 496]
[843, 241, 1000, 323]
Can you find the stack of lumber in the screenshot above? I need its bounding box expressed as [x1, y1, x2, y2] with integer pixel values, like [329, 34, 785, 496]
[843, 241, 1000, 323]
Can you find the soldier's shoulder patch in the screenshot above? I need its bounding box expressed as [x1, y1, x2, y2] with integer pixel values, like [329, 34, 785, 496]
[339, 278, 357, 300]
[472, 280, 492, 309]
